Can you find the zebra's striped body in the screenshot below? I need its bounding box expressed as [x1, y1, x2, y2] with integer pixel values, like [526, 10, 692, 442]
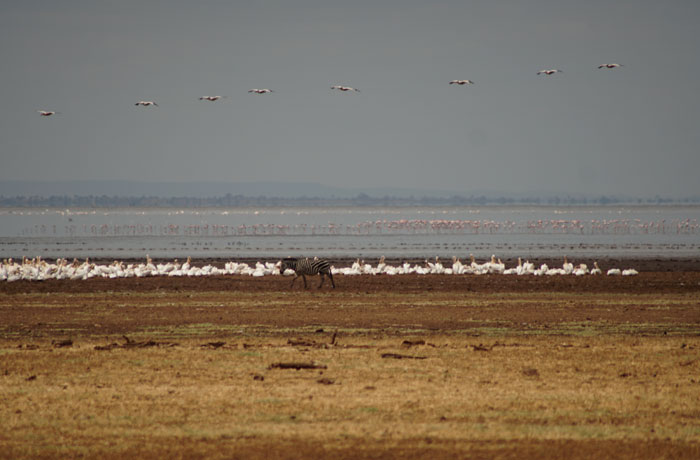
[281, 257, 335, 289]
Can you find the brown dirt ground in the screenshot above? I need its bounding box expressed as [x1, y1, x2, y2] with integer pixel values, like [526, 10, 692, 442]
[1, 271, 700, 459]
[2, 271, 700, 335]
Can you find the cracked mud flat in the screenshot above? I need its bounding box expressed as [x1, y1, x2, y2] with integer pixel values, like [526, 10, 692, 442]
[1, 270, 700, 459]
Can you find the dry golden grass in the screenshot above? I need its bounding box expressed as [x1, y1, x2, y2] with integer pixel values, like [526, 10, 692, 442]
[1, 277, 700, 459]
[2, 333, 700, 459]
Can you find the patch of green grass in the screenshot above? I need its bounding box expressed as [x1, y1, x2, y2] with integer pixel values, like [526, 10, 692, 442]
[236, 351, 262, 358]
[129, 323, 246, 339]
[268, 415, 299, 424]
[454, 322, 700, 337]
[358, 407, 380, 413]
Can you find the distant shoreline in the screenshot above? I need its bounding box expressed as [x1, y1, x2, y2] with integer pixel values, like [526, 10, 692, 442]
[2, 197, 700, 208]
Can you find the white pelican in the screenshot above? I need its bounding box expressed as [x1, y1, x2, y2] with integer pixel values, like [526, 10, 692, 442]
[248, 89, 274, 94]
[533, 263, 548, 276]
[504, 257, 522, 275]
[135, 101, 158, 107]
[37, 110, 59, 116]
[199, 96, 226, 101]
[181, 256, 191, 272]
[451, 256, 464, 274]
[537, 69, 563, 76]
[375, 256, 387, 274]
[598, 63, 623, 69]
[449, 80, 474, 85]
[331, 85, 360, 92]
[562, 256, 574, 275]
[487, 255, 505, 274]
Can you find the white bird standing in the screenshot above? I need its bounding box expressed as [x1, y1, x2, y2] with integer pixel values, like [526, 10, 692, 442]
[562, 256, 574, 275]
[38, 110, 59, 116]
[537, 69, 563, 76]
[199, 96, 226, 101]
[598, 63, 623, 69]
[375, 256, 387, 274]
[331, 85, 360, 92]
[248, 89, 274, 94]
[449, 80, 474, 85]
[135, 101, 158, 107]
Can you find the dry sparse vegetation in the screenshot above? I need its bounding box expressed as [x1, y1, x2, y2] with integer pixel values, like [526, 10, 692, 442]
[1, 273, 700, 459]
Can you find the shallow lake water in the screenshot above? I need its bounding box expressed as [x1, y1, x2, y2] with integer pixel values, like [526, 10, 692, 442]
[1, 205, 698, 260]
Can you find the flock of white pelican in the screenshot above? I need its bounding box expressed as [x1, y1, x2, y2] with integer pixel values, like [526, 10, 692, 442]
[0, 255, 637, 282]
[335, 255, 638, 277]
[37, 64, 623, 115]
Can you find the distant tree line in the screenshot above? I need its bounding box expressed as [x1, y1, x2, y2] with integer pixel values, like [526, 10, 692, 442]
[0, 193, 697, 208]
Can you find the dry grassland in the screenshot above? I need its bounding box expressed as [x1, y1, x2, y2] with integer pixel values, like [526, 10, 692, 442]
[1, 273, 700, 459]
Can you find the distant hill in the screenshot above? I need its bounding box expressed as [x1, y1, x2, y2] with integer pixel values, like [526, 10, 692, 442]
[0, 180, 697, 206]
[0, 180, 469, 199]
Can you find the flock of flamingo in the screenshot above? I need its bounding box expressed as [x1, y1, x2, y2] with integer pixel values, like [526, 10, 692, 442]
[17, 217, 697, 238]
[0, 254, 637, 282]
[36, 64, 624, 116]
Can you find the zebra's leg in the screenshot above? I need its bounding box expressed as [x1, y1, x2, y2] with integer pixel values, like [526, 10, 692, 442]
[302, 274, 308, 289]
[328, 271, 335, 288]
[289, 275, 297, 288]
[318, 273, 325, 289]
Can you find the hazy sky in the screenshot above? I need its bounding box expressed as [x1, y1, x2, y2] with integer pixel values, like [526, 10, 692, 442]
[2, 0, 700, 197]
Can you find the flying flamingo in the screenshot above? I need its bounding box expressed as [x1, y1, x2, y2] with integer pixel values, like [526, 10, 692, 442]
[331, 85, 360, 92]
[248, 89, 274, 94]
[598, 63, 623, 69]
[37, 110, 59, 116]
[199, 96, 226, 101]
[135, 101, 158, 107]
[449, 80, 474, 85]
[537, 69, 563, 76]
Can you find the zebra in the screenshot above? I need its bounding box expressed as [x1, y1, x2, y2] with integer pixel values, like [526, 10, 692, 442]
[280, 257, 335, 289]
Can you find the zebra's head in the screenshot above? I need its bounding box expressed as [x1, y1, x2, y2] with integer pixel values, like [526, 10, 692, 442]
[280, 257, 298, 272]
